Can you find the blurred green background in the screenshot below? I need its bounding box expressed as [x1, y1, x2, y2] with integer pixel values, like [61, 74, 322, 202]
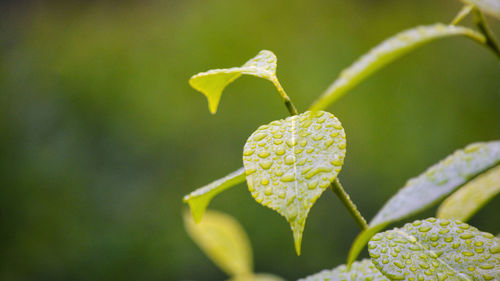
[1, 0, 499, 280]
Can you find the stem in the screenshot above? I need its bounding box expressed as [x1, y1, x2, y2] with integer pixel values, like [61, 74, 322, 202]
[271, 78, 299, 116]
[473, 8, 500, 58]
[451, 5, 473, 25]
[330, 178, 368, 230]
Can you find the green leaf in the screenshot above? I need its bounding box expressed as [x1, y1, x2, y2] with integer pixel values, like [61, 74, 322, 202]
[308, 24, 486, 111]
[298, 259, 388, 281]
[242, 111, 347, 255]
[437, 165, 500, 222]
[347, 223, 390, 268]
[184, 210, 253, 277]
[370, 141, 500, 227]
[462, 0, 500, 19]
[183, 168, 245, 223]
[368, 218, 500, 281]
[190, 50, 280, 114]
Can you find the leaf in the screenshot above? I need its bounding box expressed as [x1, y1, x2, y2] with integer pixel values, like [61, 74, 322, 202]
[437, 165, 500, 222]
[347, 223, 390, 268]
[370, 141, 500, 227]
[184, 210, 253, 277]
[308, 24, 485, 111]
[190, 50, 279, 114]
[242, 111, 347, 255]
[298, 259, 388, 281]
[368, 218, 500, 281]
[183, 168, 245, 223]
[462, 0, 500, 19]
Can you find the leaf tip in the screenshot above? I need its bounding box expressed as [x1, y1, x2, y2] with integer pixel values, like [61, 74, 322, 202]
[186, 200, 206, 223]
[291, 222, 304, 256]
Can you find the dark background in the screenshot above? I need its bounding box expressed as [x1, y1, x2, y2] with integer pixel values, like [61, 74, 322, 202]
[1, 0, 499, 280]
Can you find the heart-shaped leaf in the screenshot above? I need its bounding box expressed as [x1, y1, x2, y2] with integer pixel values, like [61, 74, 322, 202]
[298, 259, 388, 281]
[462, 0, 500, 19]
[309, 24, 486, 111]
[437, 165, 500, 222]
[184, 210, 253, 277]
[242, 111, 347, 255]
[368, 218, 500, 281]
[370, 141, 500, 227]
[183, 168, 245, 222]
[190, 50, 280, 114]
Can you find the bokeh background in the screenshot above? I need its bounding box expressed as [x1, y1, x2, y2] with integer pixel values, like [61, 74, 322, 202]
[1, 0, 500, 280]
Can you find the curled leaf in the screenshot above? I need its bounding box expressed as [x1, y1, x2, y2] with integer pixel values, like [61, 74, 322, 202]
[298, 259, 388, 281]
[184, 210, 253, 277]
[368, 218, 500, 281]
[309, 24, 485, 111]
[462, 0, 500, 19]
[437, 165, 500, 221]
[183, 168, 245, 222]
[190, 50, 280, 114]
[370, 141, 500, 227]
[243, 111, 346, 255]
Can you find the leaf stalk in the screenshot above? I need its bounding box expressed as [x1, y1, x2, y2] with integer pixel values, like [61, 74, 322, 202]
[330, 178, 368, 230]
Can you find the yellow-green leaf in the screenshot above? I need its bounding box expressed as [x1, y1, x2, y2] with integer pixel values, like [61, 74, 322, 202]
[184, 210, 253, 277]
[462, 0, 500, 19]
[242, 111, 347, 255]
[437, 165, 500, 221]
[299, 259, 388, 281]
[368, 218, 500, 281]
[308, 24, 485, 111]
[183, 168, 245, 223]
[190, 50, 279, 114]
[370, 141, 500, 227]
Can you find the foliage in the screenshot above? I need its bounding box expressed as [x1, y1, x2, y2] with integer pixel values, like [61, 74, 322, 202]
[183, 2, 500, 281]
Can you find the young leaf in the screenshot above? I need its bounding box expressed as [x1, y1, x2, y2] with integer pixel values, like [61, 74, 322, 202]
[370, 141, 500, 227]
[308, 24, 485, 111]
[184, 210, 253, 277]
[437, 165, 500, 222]
[190, 50, 280, 114]
[183, 168, 245, 223]
[368, 218, 500, 281]
[298, 259, 388, 281]
[462, 0, 500, 19]
[242, 111, 347, 255]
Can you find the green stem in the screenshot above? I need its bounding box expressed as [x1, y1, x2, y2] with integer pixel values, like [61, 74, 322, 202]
[271, 78, 299, 116]
[330, 178, 368, 230]
[451, 5, 473, 25]
[473, 8, 500, 58]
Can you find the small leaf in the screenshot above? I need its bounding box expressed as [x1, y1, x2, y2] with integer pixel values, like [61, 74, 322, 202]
[309, 24, 485, 111]
[298, 259, 388, 281]
[462, 0, 500, 19]
[370, 141, 500, 227]
[437, 165, 500, 221]
[183, 168, 245, 223]
[368, 218, 500, 281]
[190, 50, 279, 114]
[347, 223, 389, 268]
[184, 210, 253, 277]
[242, 111, 347, 255]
